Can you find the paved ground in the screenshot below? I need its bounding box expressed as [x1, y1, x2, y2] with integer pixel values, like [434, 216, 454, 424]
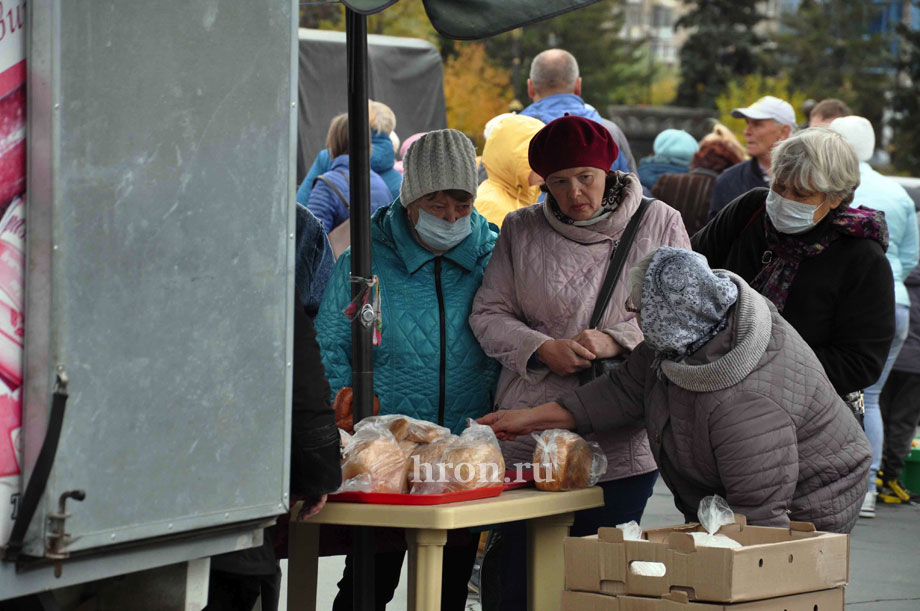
[279, 478, 920, 609]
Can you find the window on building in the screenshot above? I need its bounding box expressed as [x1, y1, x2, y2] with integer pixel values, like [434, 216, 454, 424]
[652, 4, 672, 27]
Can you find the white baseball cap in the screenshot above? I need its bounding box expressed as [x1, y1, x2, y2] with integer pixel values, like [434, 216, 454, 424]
[731, 96, 797, 128]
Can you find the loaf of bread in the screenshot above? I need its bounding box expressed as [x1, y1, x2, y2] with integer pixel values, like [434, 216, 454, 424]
[356, 414, 450, 444]
[407, 436, 457, 492]
[440, 440, 505, 492]
[409, 422, 505, 494]
[532, 430, 599, 491]
[341, 428, 409, 493]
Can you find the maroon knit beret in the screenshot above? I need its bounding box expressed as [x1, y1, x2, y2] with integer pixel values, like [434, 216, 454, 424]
[528, 115, 619, 179]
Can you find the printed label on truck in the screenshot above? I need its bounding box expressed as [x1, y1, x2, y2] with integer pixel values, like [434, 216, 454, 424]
[0, 0, 24, 546]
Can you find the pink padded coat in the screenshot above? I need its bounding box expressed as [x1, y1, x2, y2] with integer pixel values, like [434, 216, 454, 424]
[470, 173, 691, 481]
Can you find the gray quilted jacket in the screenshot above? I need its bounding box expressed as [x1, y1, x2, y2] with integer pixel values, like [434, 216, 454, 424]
[559, 273, 871, 533]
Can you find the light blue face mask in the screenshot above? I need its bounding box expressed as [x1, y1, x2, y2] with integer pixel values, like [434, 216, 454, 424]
[765, 189, 828, 235]
[414, 209, 472, 251]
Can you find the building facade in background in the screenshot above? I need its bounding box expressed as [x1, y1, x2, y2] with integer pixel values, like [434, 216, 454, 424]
[622, 0, 688, 66]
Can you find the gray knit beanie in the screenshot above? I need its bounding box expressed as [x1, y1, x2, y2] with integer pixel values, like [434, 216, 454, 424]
[399, 129, 478, 206]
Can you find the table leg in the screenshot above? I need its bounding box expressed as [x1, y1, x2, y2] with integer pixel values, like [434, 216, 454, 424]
[287, 520, 320, 611]
[405, 528, 447, 611]
[527, 512, 574, 611]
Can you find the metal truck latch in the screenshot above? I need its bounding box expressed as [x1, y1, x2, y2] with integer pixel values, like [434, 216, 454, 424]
[46, 489, 86, 577]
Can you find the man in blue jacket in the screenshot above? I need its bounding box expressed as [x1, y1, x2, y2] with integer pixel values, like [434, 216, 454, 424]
[520, 48, 635, 174]
[706, 96, 795, 221]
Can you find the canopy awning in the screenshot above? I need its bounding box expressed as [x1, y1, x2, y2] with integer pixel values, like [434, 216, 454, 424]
[342, 0, 603, 39]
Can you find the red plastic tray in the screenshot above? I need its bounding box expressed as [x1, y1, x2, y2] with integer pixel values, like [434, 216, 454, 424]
[502, 468, 535, 490]
[328, 485, 504, 505]
[328, 470, 537, 505]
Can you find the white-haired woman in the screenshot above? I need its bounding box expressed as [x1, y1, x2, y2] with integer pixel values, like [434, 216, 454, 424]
[692, 127, 895, 402]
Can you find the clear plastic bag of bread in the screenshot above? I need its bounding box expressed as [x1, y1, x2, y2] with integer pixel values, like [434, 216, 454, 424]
[531, 429, 607, 491]
[338, 428, 353, 465]
[354, 414, 451, 444]
[340, 419, 410, 493]
[410, 420, 505, 494]
[691, 495, 741, 548]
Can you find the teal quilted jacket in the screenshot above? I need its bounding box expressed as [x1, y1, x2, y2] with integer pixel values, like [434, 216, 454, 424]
[315, 201, 500, 434]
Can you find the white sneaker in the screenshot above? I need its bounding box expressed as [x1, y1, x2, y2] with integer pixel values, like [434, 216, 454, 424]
[859, 491, 876, 518]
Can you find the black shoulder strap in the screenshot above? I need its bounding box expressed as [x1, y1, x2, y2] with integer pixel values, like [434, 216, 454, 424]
[588, 196, 653, 329]
[314, 170, 350, 212]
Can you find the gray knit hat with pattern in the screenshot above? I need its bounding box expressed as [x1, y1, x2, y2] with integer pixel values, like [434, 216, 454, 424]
[399, 129, 478, 206]
[641, 246, 738, 361]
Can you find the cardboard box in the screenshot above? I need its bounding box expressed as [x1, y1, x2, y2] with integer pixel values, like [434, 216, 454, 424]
[564, 515, 849, 602]
[561, 588, 845, 610]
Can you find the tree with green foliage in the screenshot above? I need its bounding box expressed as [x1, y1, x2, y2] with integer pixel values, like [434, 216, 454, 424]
[675, 0, 769, 109]
[890, 3, 920, 173]
[483, 0, 649, 111]
[777, 0, 894, 135]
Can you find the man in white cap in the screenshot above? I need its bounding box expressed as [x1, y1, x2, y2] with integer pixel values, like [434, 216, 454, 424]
[706, 95, 796, 221]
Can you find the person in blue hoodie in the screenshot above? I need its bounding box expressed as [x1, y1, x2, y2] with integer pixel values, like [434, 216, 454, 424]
[368, 100, 403, 199]
[520, 48, 635, 174]
[317, 129, 499, 611]
[297, 101, 403, 204]
[305, 113, 392, 236]
[831, 116, 920, 519]
[637, 129, 700, 192]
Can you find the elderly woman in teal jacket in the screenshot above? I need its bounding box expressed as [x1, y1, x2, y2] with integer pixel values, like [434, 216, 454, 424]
[315, 129, 499, 611]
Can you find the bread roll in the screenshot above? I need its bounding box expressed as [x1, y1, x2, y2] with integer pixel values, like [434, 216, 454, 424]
[533, 430, 594, 491]
[371, 415, 450, 444]
[409, 422, 505, 494]
[407, 436, 457, 492]
[441, 442, 505, 491]
[398, 439, 419, 458]
[342, 435, 409, 493]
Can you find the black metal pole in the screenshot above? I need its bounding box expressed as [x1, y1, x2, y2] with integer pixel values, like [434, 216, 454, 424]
[346, 8, 375, 611]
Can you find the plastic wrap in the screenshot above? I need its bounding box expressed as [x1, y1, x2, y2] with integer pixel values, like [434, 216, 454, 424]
[617, 520, 643, 541]
[532, 430, 607, 491]
[410, 420, 504, 494]
[340, 421, 410, 493]
[617, 521, 667, 576]
[407, 436, 457, 493]
[692, 494, 741, 548]
[338, 428, 352, 464]
[355, 414, 450, 444]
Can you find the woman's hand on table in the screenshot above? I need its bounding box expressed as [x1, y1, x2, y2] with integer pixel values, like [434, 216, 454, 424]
[477, 402, 576, 441]
[536, 339, 595, 376]
[572, 329, 622, 359]
[298, 494, 328, 519]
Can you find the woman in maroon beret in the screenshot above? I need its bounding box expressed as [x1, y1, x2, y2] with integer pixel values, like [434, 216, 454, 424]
[470, 115, 690, 609]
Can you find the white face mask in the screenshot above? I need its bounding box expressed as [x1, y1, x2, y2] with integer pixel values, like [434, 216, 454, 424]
[414, 209, 472, 251]
[765, 189, 827, 235]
